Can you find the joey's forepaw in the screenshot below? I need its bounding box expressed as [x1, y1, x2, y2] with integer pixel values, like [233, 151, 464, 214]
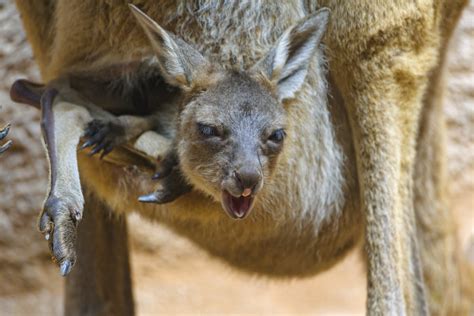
[39, 195, 83, 276]
[81, 119, 126, 158]
[139, 166, 192, 204]
[139, 151, 192, 204]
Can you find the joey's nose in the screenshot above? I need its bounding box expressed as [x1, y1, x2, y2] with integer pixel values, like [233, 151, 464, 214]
[235, 167, 262, 195]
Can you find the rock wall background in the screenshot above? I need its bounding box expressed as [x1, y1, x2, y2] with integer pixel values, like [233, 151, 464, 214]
[0, 1, 472, 314]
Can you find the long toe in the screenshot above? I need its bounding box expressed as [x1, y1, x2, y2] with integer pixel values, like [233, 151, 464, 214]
[40, 196, 81, 276]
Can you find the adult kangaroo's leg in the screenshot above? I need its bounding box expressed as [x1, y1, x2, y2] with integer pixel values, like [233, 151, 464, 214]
[341, 64, 428, 315]
[323, 3, 441, 314]
[65, 188, 134, 316]
[414, 2, 470, 313]
[414, 60, 467, 315]
[335, 70, 428, 315]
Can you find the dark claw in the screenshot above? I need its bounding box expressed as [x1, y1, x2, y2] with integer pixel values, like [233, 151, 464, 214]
[73, 209, 82, 222]
[0, 124, 10, 140]
[88, 141, 109, 156]
[100, 144, 114, 159]
[138, 181, 191, 205]
[82, 129, 106, 150]
[81, 120, 122, 158]
[80, 139, 95, 150]
[60, 260, 73, 276]
[138, 193, 160, 203]
[143, 150, 193, 204]
[0, 124, 12, 155]
[0, 140, 12, 154]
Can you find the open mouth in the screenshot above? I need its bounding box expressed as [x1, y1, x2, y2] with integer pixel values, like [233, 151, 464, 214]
[221, 190, 255, 220]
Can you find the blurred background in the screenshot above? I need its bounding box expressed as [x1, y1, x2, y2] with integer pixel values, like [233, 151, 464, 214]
[0, 0, 472, 314]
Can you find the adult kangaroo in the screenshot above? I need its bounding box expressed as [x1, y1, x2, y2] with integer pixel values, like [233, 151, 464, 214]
[13, 0, 469, 315]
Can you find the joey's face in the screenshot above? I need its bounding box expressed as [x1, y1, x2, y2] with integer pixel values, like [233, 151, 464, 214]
[130, 3, 329, 219]
[178, 73, 286, 219]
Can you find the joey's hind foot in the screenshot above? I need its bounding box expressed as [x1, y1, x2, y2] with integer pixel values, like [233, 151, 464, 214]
[39, 195, 83, 276]
[139, 153, 191, 204]
[81, 119, 126, 158]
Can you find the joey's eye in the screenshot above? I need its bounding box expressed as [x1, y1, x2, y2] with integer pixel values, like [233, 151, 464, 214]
[268, 129, 286, 143]
[197, 123, 220, 138]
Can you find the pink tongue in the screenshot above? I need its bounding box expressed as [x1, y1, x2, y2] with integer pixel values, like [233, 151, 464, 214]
[230, 195, 251, 218]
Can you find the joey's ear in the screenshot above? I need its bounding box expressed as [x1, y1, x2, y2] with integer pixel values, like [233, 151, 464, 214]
[129, 4, 213, 90]
[251, 9, 329, 101]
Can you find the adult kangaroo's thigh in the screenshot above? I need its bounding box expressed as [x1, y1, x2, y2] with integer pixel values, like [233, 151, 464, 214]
[65, 187, 134, 316]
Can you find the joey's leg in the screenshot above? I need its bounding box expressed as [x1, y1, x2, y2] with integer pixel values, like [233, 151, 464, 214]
[65, 188, 134, 316]
[11, 78, 124, 274]
[0, 124, 12, 154]
[38, 88, 93, 275]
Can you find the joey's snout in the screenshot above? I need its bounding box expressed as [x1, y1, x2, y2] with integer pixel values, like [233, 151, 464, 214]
[235, 166, 262, 196]
[221, 165, 262, 220]
[223, 165, 263, 197]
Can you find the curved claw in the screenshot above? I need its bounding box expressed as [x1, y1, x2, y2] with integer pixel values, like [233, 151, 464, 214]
[138, 193, 160, 203]
[80, 139, 95, 150]
[80, 120, 121, 158]
[88, 141, 110, 156]
[0, 140, 12, 154]
[60, 259, 73, 276]
[0, 124, 12, 155]
[0, 124, 10, 140]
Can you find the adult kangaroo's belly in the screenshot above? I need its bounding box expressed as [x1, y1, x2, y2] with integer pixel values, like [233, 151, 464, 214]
[165, 201, 362, 277]
[80, 156, 361, 277]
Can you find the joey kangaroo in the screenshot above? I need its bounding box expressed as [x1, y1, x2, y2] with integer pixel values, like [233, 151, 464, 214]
[12, 0, 470, 315]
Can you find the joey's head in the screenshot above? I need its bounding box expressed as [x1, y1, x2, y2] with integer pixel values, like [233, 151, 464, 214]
[130, 5, 329, 219]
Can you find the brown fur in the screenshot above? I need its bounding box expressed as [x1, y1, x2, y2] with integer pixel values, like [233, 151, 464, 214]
[13, 0, 470, 315]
